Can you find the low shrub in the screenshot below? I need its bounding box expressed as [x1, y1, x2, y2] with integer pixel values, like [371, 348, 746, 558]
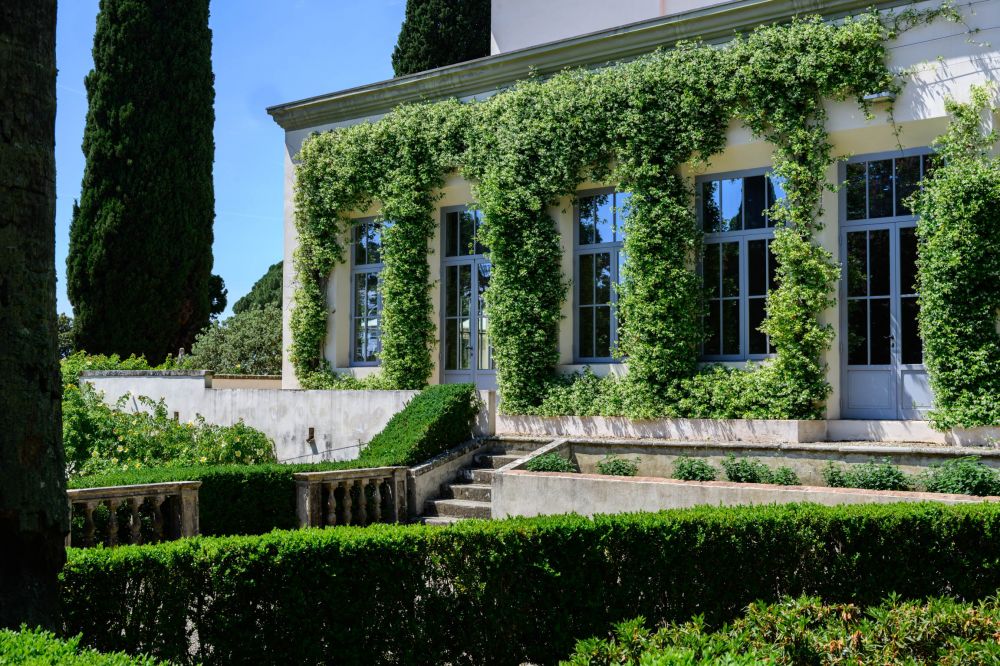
[0, 627, 165, 665]
[824, 459, 912, 491]
[60, 503, 1000, 665]
[182, 304, 282, 375]
[922, 456, 1000, 497]
[671, 457, 716, 481]
[565, 595, 1000, 665]
[595, 455, 639, 477]
[525, 452, 578, 473]
[720, 455, 799, 486]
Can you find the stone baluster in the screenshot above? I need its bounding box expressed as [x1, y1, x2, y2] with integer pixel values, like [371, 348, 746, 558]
[324, 482, 337, 526]
[105, 499, 119, 547]
[340, 481, 353, 525]
[371, 479, 382, 523]
[384, 479, 396, 522]
[151, 494, 165, 542]
[83, 501, 97, 547]
[355, 480, 367, 525]
[128, 497, 142, 544]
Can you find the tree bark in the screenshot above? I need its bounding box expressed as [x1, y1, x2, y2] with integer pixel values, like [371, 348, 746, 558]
[0, 0, 67, 630]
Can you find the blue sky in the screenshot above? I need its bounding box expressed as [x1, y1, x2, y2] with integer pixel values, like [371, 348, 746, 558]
[55, 0, 406, 317]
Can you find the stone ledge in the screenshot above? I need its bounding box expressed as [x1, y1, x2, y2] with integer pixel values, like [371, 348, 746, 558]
[81, 369, 211, 378]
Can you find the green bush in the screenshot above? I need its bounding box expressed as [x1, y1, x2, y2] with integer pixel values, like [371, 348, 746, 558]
[525, 452, 578, 473]
[823, 459, 912, 491]
[720, 455, 800, 486]
[671, 457, 717, 481]
[0, 627, 165, 665]
[923, 457, 1000, 497]
[183, 304, 282, 375]
[61, 503, 1000, 665]
[565, 595, 1000, 665]
[596, 455, 639, 477]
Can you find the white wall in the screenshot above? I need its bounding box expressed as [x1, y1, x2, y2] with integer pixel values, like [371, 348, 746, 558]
[489, 0, 733, 54]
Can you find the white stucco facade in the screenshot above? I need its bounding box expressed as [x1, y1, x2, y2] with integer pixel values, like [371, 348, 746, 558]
[270, 0, 1000, 420]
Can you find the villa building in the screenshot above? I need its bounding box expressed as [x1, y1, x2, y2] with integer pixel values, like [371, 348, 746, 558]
[267, 0, 999, 422]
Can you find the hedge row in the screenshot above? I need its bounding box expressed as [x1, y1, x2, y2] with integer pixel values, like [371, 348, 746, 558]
[62, 502, 1000, 665]
[566, 595, 1000, 664]
[69, 384, 480, 535]
[0, 627, 164, 665]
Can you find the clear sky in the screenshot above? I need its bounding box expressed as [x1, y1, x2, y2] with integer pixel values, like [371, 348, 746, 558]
[55, 0, 406, 317]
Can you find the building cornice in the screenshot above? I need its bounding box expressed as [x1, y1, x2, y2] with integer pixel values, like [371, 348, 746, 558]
[267, 0, 913, 131]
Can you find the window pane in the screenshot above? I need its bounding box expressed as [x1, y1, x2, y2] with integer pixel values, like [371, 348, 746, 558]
[767, 240, 777, 292]
[579, 194, 613, 245]
[445, 320, 457, 370]
[445, 266, 458, 317]
[846, 231, 868, 297]
[744, 175, 767, 229]
[354, 225, 367, 266]
[354, 273, 366, 318]
[901, 296, 922, 364]
[846, 162, 867, 220]
[895, 156, 920, 216]
[579, 254, 594, 305]
[899, 226, 918, 295]
[366, 272, 379, 317]
[595, 305, 612, 358]
[847, 300, 868, 365]
[702, 181, 722, 232]
[579, 307, 594, 358]
[614, 191, 631, 241]
[595, 252, 612, 304]
[721, 242, 740, 298]
[870, 298, 891, 365]
[472, 210, 488, 255]
[459, 315, 471, 370]
[704, 243, 720, 298]
[354, 321, 365, 363]
[445, 212, 459, 257]
[459, 264, 472, 317]
[720, 178, 743, 231]
[767, 174, 787, 226]
[748, 297, 768, 355]
[748, 239, 767, 296]
[868, 159, 893, 218]
[722, 299, 740, 356]
[869, 229, 890, 296]
[459, 211, 476, 256]
[704, 301, 721, 356]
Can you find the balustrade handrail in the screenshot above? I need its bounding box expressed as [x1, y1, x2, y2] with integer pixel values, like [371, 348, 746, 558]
[67, 481, 201, 548]
[295, 466, 408, 528]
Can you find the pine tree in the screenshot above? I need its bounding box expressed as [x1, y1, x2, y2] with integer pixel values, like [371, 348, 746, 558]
[233, 261, 283, 314]
[68, 0, 216, 363]
[391, 0, 490, 77]
[0, 0, 67, 629]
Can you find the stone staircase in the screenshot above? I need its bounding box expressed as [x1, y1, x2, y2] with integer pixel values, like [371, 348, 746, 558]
[420, 442, 535, 525]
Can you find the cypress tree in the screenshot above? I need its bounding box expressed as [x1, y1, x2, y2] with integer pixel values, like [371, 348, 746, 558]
[391, 0, 490, 77]
[68, 0, 216, 363]
[233, 261, 282, 314]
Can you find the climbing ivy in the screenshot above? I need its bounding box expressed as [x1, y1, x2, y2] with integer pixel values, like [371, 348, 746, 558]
[292, 7, 958, 418]
[909, 86, 1000, 429]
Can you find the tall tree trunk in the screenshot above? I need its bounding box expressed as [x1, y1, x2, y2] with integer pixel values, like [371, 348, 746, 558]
[0, 0, 67, 630]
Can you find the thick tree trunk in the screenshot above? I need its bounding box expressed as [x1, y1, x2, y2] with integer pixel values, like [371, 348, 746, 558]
[0, 1, 67, 630]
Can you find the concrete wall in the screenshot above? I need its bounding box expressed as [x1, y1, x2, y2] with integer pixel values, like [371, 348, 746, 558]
[492, 469, 998, 519]
[83, 371, 418, 463]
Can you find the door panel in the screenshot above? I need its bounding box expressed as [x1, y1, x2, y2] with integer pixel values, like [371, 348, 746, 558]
[443, 258, 496, 389]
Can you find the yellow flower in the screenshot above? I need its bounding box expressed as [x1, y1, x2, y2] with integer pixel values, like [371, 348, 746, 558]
[234, 450, 241, 457]
[199, 456, 207, 463]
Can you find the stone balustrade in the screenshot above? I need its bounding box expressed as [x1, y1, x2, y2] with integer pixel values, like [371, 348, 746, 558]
[295, 467, 408, 528]
[67, 481, 201, 548]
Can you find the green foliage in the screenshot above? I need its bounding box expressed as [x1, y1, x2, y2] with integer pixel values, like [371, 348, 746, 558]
[358, 383, 480, 466]
[596, 455, 639, 477]
[909, 86, 1000, 428]
[184, 304, 282, 375]
[232, 261, 282, 314]
[0, 627, 166, 665]
[525, 452, 578, 473]
[923, 457, 1000, 497]
[720, 455, 798, 485]
[61, 503, 1000, 665]
[61, 351, 155, 388]
[564, 595, 1000, 665]
[67, 0, 215, 363]
[671, 457, 717, 481]
[208, 273, 227, 319]
[769, 466, 801, 486]
[823, 458, 911, 491]
[59, 313, 76, 359]
[391, 0, 490, 77]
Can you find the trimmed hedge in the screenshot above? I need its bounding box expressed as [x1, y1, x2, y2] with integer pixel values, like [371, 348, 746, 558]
[566, 596, 1000, 664]
[62, 502, 1000, 665]
[68, 384, 481, 535]
[0, 627, 165, 665]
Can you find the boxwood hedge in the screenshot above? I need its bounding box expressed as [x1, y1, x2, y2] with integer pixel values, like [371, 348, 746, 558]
[0, 627, 165, 665]
[68, 384, 480, 535]
[61, 502, 1000, 665]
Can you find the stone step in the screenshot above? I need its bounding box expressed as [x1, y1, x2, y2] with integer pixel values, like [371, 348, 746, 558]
[440, 483, 492, 502]
[470, 467, 496, 484]
[422, 516, 462, 526]
[474, 453, 524, 469]
[424, 498, 492, 519]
